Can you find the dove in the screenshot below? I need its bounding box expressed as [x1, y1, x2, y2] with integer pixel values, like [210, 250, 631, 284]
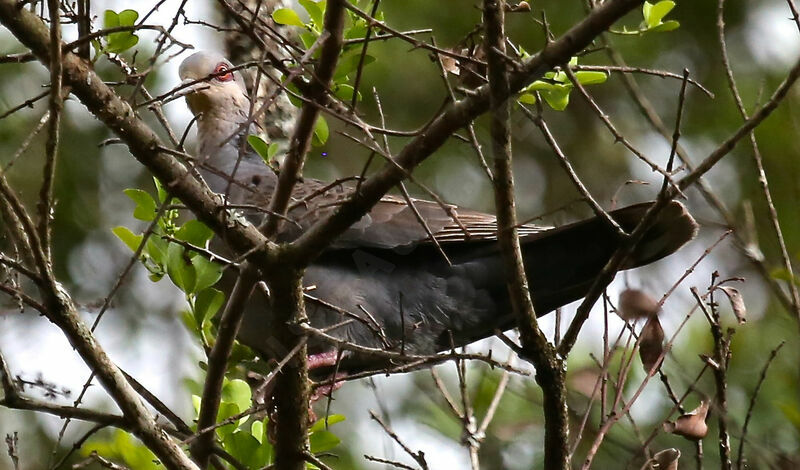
[178, 51, 697, 374]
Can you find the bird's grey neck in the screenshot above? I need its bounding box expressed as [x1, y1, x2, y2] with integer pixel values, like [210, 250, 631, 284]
[196, 114, 252, 167]
[195, 114, 275, 195]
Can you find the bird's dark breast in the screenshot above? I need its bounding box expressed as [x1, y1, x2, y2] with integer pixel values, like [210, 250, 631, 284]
[300, 231, 613, 348]
[236, 201, 695, 374]
[238, 233, 615, 369]
[303, 245, 512, 357]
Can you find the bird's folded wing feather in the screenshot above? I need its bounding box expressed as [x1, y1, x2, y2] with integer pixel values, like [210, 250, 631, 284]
[225, 170, 548, 250]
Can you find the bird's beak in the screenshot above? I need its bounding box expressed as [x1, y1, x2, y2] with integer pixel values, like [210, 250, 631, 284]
[163, 78, 210, 105]
[180, 78, 206, 94]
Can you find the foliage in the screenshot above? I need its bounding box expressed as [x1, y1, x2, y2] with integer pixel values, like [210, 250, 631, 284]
[518, 57, 608, 110]
[94, 9, 140, 55]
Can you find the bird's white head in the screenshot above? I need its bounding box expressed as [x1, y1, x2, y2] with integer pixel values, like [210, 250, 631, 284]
[178, 51, 249, 122]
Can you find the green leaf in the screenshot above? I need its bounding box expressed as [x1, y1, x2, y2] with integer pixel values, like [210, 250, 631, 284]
[574, 71, 608, 85]
[181, 309, 198, 333]
[312, 115, 329, 147]
[222, 379, 252, 413]
[649, 20, 680, 32]
[272, 8, 305, 27]
[345, 18, 369, 40]
[298, 0, 323, 26]
[192, 255, 223, 293]
[124, 188, 157, 221]
[228, 343, 256, 373]
[334, 53, 375, 80]
[309, 430, 340, 453]
[249, 420, 274, 466]
[251, 420, 265, 444]
[192, 394, 202, 416]
[85, 429, 159, 470]
[166, 243, 196, 293]
[104, 10, 120, 28]
[550, 70, 568, 83]
[286, 81, 303, 107]
[117, 9, 139, 26]
[518, 93, 537, 104]
[145, 235, 168, 265]
[267, 142, 279, 159]
[91, 38, 104, 55]
[103, 10, 140, 54]
[247, 134, 270, 162]
[299, 32, 318, 50]
[153, 177, 169, 203]
[771, 268, 800, 286]
[175, 220, 214, 248]
[106, 35, 139, 53]
[648, 1, 675, 28]
[333, 83, 361, 102]
[194, 288, 224, 326]
[527, 80, 561, 92]
[310, 414, 346, 432]
[216, 402, 241, 439]
[542, 87, 571, 111]
[112, 226, 143, 252]
[223, 432, 266, 469]
[642, 1, 654, 26]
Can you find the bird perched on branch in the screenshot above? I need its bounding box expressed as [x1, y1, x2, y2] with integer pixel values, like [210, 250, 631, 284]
[178, 51, 697, 375]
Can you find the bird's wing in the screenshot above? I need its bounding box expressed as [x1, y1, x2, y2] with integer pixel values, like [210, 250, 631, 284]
[274, 177, 549, 249]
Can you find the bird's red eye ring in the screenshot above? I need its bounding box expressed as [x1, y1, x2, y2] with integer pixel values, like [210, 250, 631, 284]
[214, 63, 234, 82]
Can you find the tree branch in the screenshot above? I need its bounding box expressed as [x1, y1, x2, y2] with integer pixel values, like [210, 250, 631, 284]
[263, 0, 346, 236]
[484, 1, 568, 468]
[191, 263, 258, 467]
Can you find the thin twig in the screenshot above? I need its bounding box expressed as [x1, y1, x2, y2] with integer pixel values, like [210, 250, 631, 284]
[37, 0, 63, 262]
[370, 411, 429, 470]
[737, 341, 786, 468]
[717, 0, 800, 326]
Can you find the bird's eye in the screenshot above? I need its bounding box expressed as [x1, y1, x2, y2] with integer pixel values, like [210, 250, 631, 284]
[213, 63, 234, 82]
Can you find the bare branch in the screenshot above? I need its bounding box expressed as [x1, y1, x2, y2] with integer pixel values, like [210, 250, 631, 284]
[262, 0, 347, 236]
[191, 264, 258, 466]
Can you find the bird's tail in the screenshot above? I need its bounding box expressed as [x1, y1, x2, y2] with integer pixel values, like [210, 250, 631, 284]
[522, 200, 698, 314]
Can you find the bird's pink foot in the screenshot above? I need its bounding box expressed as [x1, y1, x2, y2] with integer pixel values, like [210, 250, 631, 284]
[307, 350, 341, 369]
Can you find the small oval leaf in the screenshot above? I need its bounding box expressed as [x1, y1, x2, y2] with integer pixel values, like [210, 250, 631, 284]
[272, 8, 305, 27]
[112, 226, 143, 252]
[312, 115, 329, 147]
[124, 188, 157, 221]
[247, 135, 270, 162]
[574, 71, 608, 85]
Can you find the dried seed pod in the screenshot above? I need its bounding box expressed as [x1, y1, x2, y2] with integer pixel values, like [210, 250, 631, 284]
[717, 285, 746, 324]
[438, 53, 459, 76]
[618, 288, 660, 321]
[639, 317, 665, 372]
[506, 1, 531, 12]
[663, 400, 709, 441]
[437, 46, 486, 89]
[639, 448, 681, 470]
